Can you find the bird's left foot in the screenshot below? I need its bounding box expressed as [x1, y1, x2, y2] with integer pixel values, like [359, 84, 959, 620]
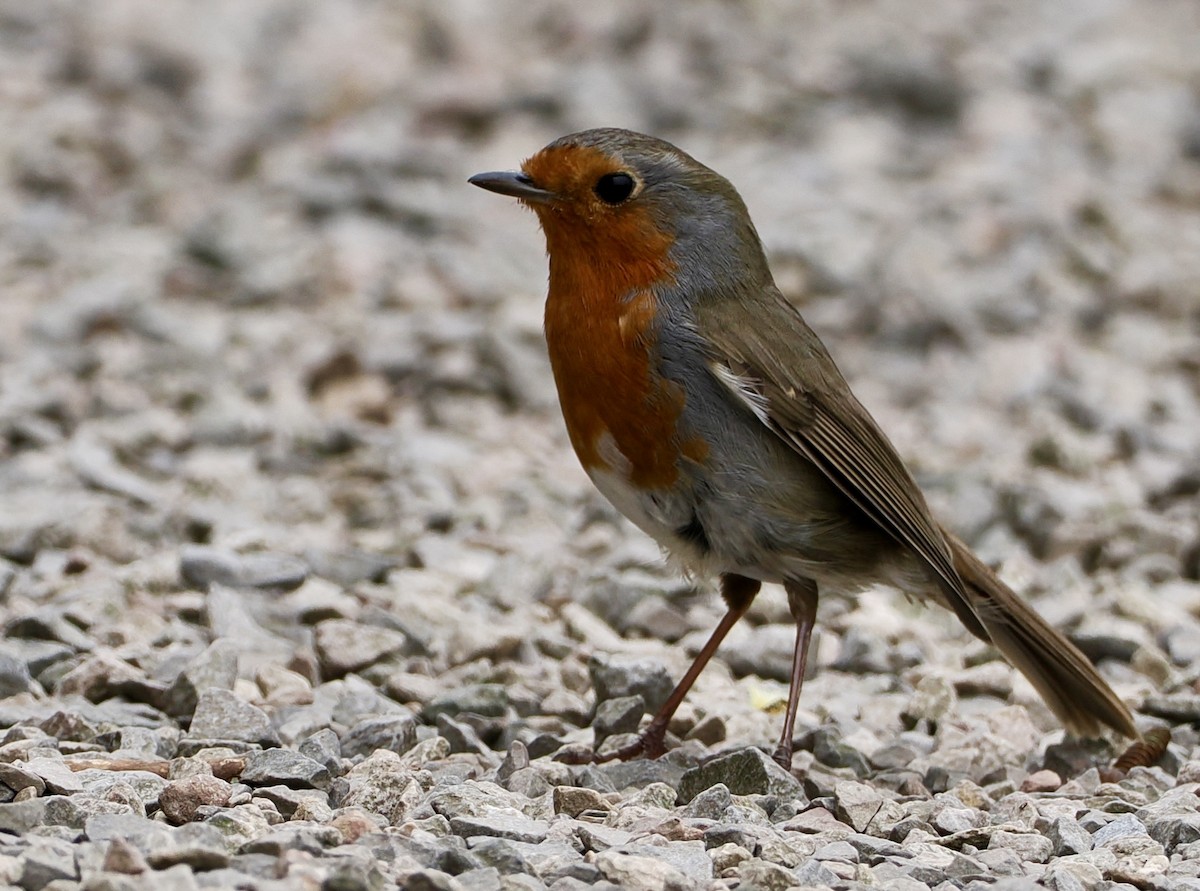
[771, 741, 793, 771]
[554, 720, 670, 764]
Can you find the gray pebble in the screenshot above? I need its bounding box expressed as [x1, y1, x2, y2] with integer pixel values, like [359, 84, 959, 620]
[812, 726, 872, 776]
[792, 858, 841, 887]
[180, 545, 307, 591]
[297, 728, 342, 776]
[146, 822, 231, 870]
[0, 652, 34, 699]
[162, 639, 239, 719]
[683, 782, 732, 819]
[421, 683, 509, 721]
[596, 758, 687, 793]
[158, 774, 233, 825]
[0, 762, 46, 797]
[435, 712, 493, 756]
[315, 618, 413, 678]
[1048, 816, 1094, 856]
[987, 829, 1054, 863]
[1142, 694, 1200, 723]
[450, 815, 551, 844]
[0, 797, 51, 834]
[18, 836, 80, 889]
[340, 713, 418, 760]
[718, 624, 799, 683]
[677, 747, 803, 803]
[187, 689, 279, 747]
[588, 654, 673, 712]
[592, 695, 644, 746]
[239, 748, 331, 789]
[1092, 813, 1149, 846]
[465, 836, 534, 875]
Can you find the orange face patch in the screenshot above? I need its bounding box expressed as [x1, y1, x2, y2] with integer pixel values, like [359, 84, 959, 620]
[528, 144, 703, 488]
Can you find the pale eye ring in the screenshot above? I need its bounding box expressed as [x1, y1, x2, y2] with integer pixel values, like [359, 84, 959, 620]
[594, 172, 636, 205]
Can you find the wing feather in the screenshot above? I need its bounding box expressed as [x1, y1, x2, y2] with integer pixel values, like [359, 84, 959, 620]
[697, 290, 985, 635]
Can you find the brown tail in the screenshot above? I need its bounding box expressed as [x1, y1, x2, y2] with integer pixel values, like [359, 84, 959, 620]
[942, 529, 1138, 739]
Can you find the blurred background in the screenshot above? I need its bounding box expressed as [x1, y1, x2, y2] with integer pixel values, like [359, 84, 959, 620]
[1, 0, 1199, 747]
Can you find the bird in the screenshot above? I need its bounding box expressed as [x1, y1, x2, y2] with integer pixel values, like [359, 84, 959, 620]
[469, 128, 1137, 768]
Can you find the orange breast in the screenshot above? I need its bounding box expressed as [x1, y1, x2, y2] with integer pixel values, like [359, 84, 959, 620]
[541, 228, 707, 489]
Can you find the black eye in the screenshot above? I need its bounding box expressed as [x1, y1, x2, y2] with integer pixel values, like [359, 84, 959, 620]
[594, 172, 636, 205]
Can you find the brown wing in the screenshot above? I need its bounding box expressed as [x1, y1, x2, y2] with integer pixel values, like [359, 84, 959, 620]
[695, 288, 986, 636]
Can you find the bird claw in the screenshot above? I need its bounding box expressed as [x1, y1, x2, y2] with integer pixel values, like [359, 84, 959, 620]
[595, 729, 667, 763]
[771, 743, 793, 771]
[553, 725, 669, 765]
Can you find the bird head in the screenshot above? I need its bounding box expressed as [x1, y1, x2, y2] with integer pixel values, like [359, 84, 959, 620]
[470, 128, 771, 299]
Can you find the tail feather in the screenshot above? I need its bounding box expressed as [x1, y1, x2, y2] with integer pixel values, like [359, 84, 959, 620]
[942, 529, 1138, 740]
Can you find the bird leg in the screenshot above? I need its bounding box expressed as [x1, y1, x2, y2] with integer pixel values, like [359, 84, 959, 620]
[772, 577, 819, 770]
[595, 573, 761, 763]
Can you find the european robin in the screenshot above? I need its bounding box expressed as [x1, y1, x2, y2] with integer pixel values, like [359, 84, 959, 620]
[470, 128, 1137, 767]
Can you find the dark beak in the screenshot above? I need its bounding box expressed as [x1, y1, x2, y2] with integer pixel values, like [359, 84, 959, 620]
[468, 171, 555, 204]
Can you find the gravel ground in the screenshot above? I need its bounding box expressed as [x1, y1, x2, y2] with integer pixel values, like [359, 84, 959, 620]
[1, 2, 1200, 889]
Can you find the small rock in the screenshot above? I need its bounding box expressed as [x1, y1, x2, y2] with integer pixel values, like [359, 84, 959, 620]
[422, 684, 509, 721]
[435, 713, 492, 756]
[684, 783, 732, 820]
[18, 836, 79, 889]
[588, 654, 673, 712]
[449, 815, 550, 844]
[239, 749, 331, 789]
[903, 675, 957, 727]
[677, 747, 803, 803]
[933, 806, 982, 835]
[188, 689, 279, 746]
[834, 780, 887, 833]
[811, 727, 871, 776]
[1020, 769, 1062, 792]
[1043, 738, 1113, 779]
[464, 837, 532, 876]
[162, 639, 240, 718]
[314, 619, 411, 678]
[737, 858, 797, 891]
[0, 762, 45, 797]
[813, 840, 859, 862]
[685, 714, 726, 746]
[180, 545, 307, 591]
[593, 849, 694, 891]
[597, 758, 686, 792]
[158, 774, 233, 824]
[1048, 816, 1094, 856]
[987, 829, 1054, 863]
[252, 785, 330, 819]
[553, 786, 611, 818]
[85, 812, 166, 842]
[592, 695, 644, 746]
[0, 653, 34, 699]
[71, 436, 160, 506]
[146, 822, 232, 870]
[719, 624, 797, 682]
[102, 836, 149, 874]
[340, 713, 418, 760]
[777, 805, 853, 835]
[792, 859, 840, 887]
[1140, 695, 1200, 723]
[708, 842, 752, 875]
[22, 758, 83, 794]
[832, 626, 891, 674]
[503, 768, 550, 799]
[1093, 813, 1149, 846]
[298, 728, 342, 776]
[0, 797, 49, 834]
[303, 548, 395, 586]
